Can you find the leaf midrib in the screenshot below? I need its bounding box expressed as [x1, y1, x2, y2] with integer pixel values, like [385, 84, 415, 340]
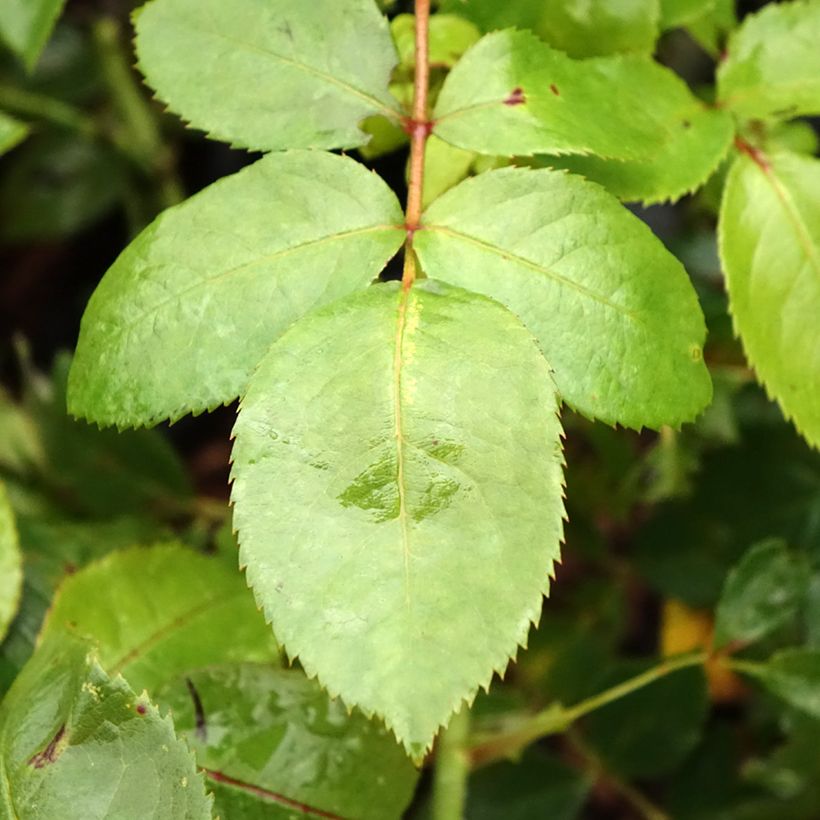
[392, 287, 412, 606]
[420, 225, 639, 321]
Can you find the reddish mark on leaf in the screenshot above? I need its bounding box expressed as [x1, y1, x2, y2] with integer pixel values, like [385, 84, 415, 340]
[136, 704, 147, 715]
[29, 725, 66, 768]
[186, 677, 207, 742]
[504, 87, 526, 106]
[202, 769, 345, 818]
[549, 84, 560, 96]
[734, 136, 771, 171]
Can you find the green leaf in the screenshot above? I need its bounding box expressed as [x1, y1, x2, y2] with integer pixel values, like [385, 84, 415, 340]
[0, 110, 27, 156]
[661, 0, 715, 30]
[0, 0, 66, 70]
[434, 30, 713, 160]
[68, 151, 405, 428]
[420, 134, 476, 208]
[538, 96, 734, 204]
[714, 539, 809, 649]
[38, 544, 280, 693]
[134, 0, 401, 152]
[719, 150, 820, 447]
[0, 631, 212, 819]
[231, 280, 565, 757]
[0, 484, 22, 644]
[741, 649, 820, 720]
[686, 0, 736, 57]
[441, 0, 660, 57]
[157, 664, 419, 819]
[414, 167, 711, 429]
[391, 13, 480, 70]
[0, 133, 125, 243]
[717, 0, 820, 121]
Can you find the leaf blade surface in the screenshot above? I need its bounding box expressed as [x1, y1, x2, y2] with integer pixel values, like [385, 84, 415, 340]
[68, 151, 405, 427]
[231, 280, 565, 756]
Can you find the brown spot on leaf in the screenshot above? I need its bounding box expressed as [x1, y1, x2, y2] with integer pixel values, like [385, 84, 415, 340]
[29, 725, 66, 768]
[186, 678, 207, 742]
[682, 119, 691, 129]
[136, 704, 147, 715]
[504, 87, 526, 106]
[550, 84, 560, 96]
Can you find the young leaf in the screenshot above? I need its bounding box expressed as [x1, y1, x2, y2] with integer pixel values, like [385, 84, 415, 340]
[68, 151, 405, 428]
[719, 150, 820, 447]
[717, 0, 820, 121]
[420, 134, 476, 208]
[660, 0, 715, 30]
[391, 13, 480, 70]
[741, 649, 820, 720]
[0, 111, 27, 156]
[0, 483, 22, 644]
[414, 167, 712, 429]
[538, 101, 734, 204]
[158, 665, 419, 819]
[134, 0, 402, 152]
[231, 281, 565, 757]
[38, 544, 280, 693]
[714, 539, 808, 649]
[440, 0, 660, 58]
[434, 30, 713, 160]
[0, 631, 212, 819]
[0, 0, 66, 70]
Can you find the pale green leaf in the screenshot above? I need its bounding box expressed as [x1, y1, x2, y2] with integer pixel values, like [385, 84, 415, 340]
[68, 151, 405, 428]
[719, 150, 820, 447]
[0, 631, 212, 819]
[661, 0, 715, 30]
[158, 665, 419, 819]
[0, 484, 22, 644]
[441, 0, 660, 57]
[714, 539, 808, 649]
[39, 544, 280, 693]
[414, 167, 711, 429]
[420, 134, 476, 208]
[741, 650, 820, 720]
[134, 0, 401, 151]
[391, 13, 480, 70]
[434, 30, 715, 159]
[0, 0, 66, 70]
[0, 111, 27, 155]
[231, 280, 565, 757]
[685, 0, 736, 57]
[538, 95, 734, 204]
[717, 0, 820, 121]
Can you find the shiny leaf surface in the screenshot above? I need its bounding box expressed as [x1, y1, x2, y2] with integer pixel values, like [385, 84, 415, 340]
[232, 280, 565, 757]
[0, 111, 27, 156]
[414, 167, 711, 429]
[714, 539, 809, 649]
[134, 0, 401, 151]
[158, 664, 419, 820]
[68, 151, 405, 428]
